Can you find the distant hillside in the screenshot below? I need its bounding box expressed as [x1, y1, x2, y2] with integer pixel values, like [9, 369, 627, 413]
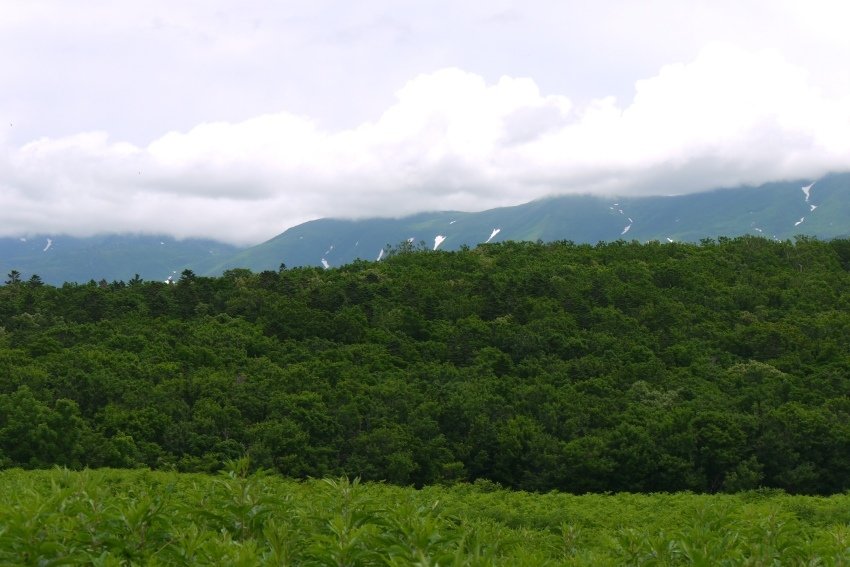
[2, 172, 849, 283]
[0, 235, 242, 285]
[210, 172, 850, 272]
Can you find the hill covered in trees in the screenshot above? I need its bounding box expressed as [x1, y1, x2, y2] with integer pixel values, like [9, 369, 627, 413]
[3, 236, 850, 494]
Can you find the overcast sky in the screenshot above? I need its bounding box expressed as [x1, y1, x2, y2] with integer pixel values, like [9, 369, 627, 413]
[1, 0, 849, 245]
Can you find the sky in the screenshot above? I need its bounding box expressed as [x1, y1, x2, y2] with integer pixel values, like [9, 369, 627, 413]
[1, 0, 849, 245]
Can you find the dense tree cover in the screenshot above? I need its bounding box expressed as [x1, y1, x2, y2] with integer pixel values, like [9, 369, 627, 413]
[2, 236, 850, 494]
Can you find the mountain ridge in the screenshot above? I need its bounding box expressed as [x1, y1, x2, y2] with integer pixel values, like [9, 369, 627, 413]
[214, 171, 850, 272]
[2, 171, 849, 284]
[0, 234, 242, 285]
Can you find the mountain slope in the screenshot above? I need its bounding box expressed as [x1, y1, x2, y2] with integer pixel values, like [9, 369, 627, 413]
[0, 234, 242, 285]
[3, 172, 848, 283]
[211, 172, 850, 272]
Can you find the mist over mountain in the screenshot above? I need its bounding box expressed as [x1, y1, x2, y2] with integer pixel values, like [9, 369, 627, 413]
[212, 172, 850, 272]
[2, 172, 849, 285]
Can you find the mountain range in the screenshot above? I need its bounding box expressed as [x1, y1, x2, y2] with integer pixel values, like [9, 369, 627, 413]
[0, 235, 240, 286]
[3, 172, 849, 285]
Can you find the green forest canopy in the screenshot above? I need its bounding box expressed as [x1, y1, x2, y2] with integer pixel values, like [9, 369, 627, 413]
[3, 235, 850, 494]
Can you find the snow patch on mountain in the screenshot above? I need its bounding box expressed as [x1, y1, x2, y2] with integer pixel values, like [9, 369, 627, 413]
[485, 228, 501, 243]
[610, 202, 634, 236]
[434, 235, 446, 250]
[799, 182, 819, 223]
[43, 238, 52, 252]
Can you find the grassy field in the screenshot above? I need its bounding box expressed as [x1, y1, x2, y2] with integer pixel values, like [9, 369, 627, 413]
[2, 462, 850, 565]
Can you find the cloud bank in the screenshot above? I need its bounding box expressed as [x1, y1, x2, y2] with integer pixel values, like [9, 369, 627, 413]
[1, 43, 848, 245]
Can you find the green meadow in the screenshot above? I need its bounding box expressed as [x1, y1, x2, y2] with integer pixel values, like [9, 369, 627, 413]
[3, 463, 850, 565]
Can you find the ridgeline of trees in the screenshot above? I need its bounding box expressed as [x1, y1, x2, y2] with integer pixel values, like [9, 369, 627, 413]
[3, 236, 850, 494]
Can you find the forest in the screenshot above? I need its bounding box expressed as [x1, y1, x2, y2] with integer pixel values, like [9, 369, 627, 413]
[3, 235, 850, 494]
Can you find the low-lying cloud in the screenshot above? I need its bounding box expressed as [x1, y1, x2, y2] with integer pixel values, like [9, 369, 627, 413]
[1, 43, 848, 245]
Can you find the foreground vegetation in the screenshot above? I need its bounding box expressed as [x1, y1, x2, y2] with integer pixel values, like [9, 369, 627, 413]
[4, 237, 850, 493]
[4, 464, 850, 565]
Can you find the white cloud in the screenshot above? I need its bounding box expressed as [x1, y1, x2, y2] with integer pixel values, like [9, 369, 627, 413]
[1, 43, 849, 245]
